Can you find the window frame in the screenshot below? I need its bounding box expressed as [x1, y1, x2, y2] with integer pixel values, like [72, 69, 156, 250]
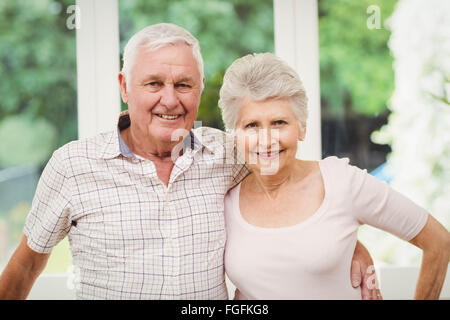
[76, 0, 121, 139]
[274, 0, 322, 160]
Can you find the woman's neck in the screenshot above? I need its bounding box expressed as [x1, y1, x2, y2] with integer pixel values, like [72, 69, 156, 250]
[247, 160, 307, 200]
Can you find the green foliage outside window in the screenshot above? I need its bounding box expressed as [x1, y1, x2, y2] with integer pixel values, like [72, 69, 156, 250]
[319, 0, 396, 118]
[0, 0, 77, 169]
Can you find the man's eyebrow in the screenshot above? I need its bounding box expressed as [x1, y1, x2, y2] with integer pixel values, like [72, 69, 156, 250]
[175, 76, 194, 83]
[140, 75, 195, 84]
[141, 74, 164, 82]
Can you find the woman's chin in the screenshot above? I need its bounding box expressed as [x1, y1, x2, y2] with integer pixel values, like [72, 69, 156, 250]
[246, 152, 295, 176]
[248, 161, 283, 176]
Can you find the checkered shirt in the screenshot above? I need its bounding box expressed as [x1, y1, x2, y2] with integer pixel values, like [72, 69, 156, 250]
[23, 112, 250, 299]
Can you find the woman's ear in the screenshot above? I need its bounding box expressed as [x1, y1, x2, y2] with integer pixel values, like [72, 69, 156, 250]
[299, 123, 307, 141]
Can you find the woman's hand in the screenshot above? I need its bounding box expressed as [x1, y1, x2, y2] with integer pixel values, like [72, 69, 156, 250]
[233, 288, 240, 300]
[409, 215, 450, 299]
[350, 241, 383, 300]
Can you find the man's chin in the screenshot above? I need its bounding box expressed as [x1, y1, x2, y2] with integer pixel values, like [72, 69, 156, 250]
[150, 127, 189, 144]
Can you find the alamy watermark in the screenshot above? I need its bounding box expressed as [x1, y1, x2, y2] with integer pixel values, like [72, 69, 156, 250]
[66, 5, 81, 30]
[366, 5, 382, 30]
[66, 264, 81, 291]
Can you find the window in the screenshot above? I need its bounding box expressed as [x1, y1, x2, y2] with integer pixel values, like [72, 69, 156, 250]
[318, 0, 449, 266]
[0, 0, 77, 273]
[3, 0, 447, 298]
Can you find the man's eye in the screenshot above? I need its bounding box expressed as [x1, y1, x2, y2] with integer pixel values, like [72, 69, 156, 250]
[176, 83, 191, 88]
[147, 82, 161, 87]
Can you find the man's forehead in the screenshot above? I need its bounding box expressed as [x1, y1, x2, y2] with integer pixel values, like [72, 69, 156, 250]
[136, 43, 194, 64]
[132, 45, 201, 79]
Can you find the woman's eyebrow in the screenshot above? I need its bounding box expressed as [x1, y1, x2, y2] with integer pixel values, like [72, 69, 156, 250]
[271, 116, 290, 121]
[242, 116, 289, 123]
[240, 118, 256, 123]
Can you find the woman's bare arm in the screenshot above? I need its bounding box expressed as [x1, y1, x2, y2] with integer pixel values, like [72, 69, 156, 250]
[409, 215, 450, 299]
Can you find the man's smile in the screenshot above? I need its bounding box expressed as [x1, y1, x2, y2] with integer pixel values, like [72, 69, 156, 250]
[154, 113, 183, 120]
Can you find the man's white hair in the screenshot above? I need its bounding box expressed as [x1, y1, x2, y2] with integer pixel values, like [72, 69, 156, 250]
[218, 52, 308, 132]
[121, 23, 204, 90]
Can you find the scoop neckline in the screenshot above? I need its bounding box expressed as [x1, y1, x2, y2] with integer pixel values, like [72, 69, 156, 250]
[233, 159, 330, 233]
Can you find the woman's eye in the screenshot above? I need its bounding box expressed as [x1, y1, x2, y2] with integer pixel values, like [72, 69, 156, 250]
[274, 120, 286, 125]
[245, 123, 257, 128]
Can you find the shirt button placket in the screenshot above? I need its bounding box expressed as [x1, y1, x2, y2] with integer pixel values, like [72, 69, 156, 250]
[159, 190, 177, 298]
[172, 218, 180, 297]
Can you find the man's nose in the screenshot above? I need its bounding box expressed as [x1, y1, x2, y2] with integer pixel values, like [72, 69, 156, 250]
[159, 85, 179, 109]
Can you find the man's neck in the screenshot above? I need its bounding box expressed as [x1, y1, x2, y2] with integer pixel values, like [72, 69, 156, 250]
[121, 127, 180, 163]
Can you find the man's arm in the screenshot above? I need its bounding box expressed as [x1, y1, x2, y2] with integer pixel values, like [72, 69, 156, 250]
[350, 240, 382, 300]
[0, 235, 50, 299]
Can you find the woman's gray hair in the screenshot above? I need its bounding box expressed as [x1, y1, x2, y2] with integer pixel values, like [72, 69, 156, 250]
[121, 23, 204, 90]
[218, 53, 308, 131]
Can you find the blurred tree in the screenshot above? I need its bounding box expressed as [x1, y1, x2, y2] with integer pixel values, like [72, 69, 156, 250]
[0, 0, 77, 168]
[318, 0, 397, 170]
[319, 0, 397, 118]
[368, 0, 450, 265]
[0, 114, 57, 167]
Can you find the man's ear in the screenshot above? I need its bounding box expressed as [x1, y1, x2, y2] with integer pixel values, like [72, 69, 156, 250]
[118, 72, 128, 104]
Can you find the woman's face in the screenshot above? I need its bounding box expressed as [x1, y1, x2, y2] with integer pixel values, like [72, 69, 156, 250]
[234, 98, 305, 175]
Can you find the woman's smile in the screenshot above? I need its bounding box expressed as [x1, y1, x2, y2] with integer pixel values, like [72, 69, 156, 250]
[254, 149, 285, 160]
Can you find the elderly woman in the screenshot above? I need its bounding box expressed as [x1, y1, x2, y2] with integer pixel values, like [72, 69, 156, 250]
[219, 53, 450, 300]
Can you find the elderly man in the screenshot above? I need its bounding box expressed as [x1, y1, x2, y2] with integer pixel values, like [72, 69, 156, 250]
[0, 23, 378, 300]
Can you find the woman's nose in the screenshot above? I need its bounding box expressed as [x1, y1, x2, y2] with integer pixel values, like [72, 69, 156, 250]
[257, 128, 279, 149]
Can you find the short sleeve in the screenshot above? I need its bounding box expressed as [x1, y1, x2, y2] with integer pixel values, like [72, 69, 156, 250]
[227, 144, 251, 190]
[229, 163, 251, 190]
[23, 147, 73, 253]
[339, 158, 429, 241]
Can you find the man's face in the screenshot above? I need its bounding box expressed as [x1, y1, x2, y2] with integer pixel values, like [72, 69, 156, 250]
[120, 43, 202, 146]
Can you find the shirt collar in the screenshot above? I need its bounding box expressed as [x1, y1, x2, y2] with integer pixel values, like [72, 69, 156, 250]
[99, 110, 214, 159]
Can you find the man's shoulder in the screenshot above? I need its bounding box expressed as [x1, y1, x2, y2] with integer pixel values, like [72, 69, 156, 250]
[53, 130, 117, 162]
[192, 126, 229, 138]
[192, 126, 232, 149]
